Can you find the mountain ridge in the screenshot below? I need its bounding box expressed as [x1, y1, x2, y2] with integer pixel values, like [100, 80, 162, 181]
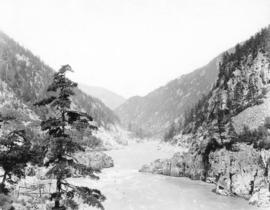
[116, 54, 220, 136]
[79, 84, 125, 110]
[0, 30, 119, 128]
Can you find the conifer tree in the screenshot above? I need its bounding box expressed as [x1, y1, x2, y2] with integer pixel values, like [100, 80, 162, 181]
[0, 111, 32, 210]
[246, 75, 258, 103]
[233, 81, 244, 111]
[216, 108, 226, 144]
[34, 65, 105, 210]
[0, 129, 31, 194]
[213, 91, 227, 144]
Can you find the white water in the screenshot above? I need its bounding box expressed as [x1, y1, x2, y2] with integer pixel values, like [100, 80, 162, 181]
[74, 141, 262, 210]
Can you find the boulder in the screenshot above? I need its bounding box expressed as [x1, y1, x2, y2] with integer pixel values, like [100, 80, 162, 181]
[76, 151, 114, 170]
[139, 152, 184, 177]
[249, 186, 270, 207]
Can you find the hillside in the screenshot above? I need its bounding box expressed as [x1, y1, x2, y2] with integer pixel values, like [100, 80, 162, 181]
[0, 31, 119, 128]
[179, 27, 270, 136]
[79, 84, 125, 110]
[141, 26, 270, 207]
[116, 55, 220, 136]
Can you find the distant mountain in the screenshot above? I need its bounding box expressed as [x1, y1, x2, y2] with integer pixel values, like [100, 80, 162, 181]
[79, 84, 125, 110]
[0, 31, 119, 128]
[116, 55, 220, 137]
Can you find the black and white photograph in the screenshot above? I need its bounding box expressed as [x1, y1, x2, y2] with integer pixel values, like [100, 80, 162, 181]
[0, 0, 270, 209]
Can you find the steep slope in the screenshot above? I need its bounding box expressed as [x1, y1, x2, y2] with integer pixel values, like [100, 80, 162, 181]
[141, 26, 270, 206]
[116, 55, 220, 136]
[0, 31, 119, 128]
[79, 84, 125, 110]
[179, 27, 270, 136]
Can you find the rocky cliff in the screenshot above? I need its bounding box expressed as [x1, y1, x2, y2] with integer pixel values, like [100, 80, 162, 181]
[140, 26, 270, 207]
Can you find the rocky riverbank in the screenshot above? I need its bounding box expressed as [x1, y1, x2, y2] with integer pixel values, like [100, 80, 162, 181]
[140, 143, 270, 207]
[11, 141, 263, 210]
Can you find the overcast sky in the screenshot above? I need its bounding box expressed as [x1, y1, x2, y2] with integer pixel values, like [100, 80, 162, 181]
[0, 0, 269, 98]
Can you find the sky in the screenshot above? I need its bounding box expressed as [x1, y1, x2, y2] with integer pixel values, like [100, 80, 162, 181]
[0, 0, 269, 98]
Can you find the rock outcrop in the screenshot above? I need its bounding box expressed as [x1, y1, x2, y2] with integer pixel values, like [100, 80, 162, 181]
[140, 143, 270, 206]
[208, 144, 266, 198]
[249, 187, 270, 207]
[140, 152, 184, 177]
[76, 151, 114, 171]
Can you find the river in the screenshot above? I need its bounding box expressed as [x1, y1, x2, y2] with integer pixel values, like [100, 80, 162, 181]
[74, 141, 262, 210]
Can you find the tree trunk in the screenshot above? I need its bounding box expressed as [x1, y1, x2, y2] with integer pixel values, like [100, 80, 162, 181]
[2, 171, 7, 184]
[54, 177, 62, 208]
[0, 171, 7, 194]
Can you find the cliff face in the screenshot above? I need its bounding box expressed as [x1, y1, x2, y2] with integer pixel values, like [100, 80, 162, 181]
[140, 143, 270, 201]
[140, 26, 270, 206]
[208, 144, 267, 198]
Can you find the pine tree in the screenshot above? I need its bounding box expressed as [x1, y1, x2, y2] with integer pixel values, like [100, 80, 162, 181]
[226, 89, 233, 112]
[0, 130, 31, 194]
[34, 65, 105, 210]
[233, 81, 244, 112]
[0, 113, 31, 195]
[216, 108, 226, 144]
[246, 74, 258, 103]
[213, 91, 227, 144]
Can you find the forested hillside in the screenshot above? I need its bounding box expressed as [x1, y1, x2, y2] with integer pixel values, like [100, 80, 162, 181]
[179, 26, 270, 136]
[116, 52, 220, 137]
[0, 31, 119, 127]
